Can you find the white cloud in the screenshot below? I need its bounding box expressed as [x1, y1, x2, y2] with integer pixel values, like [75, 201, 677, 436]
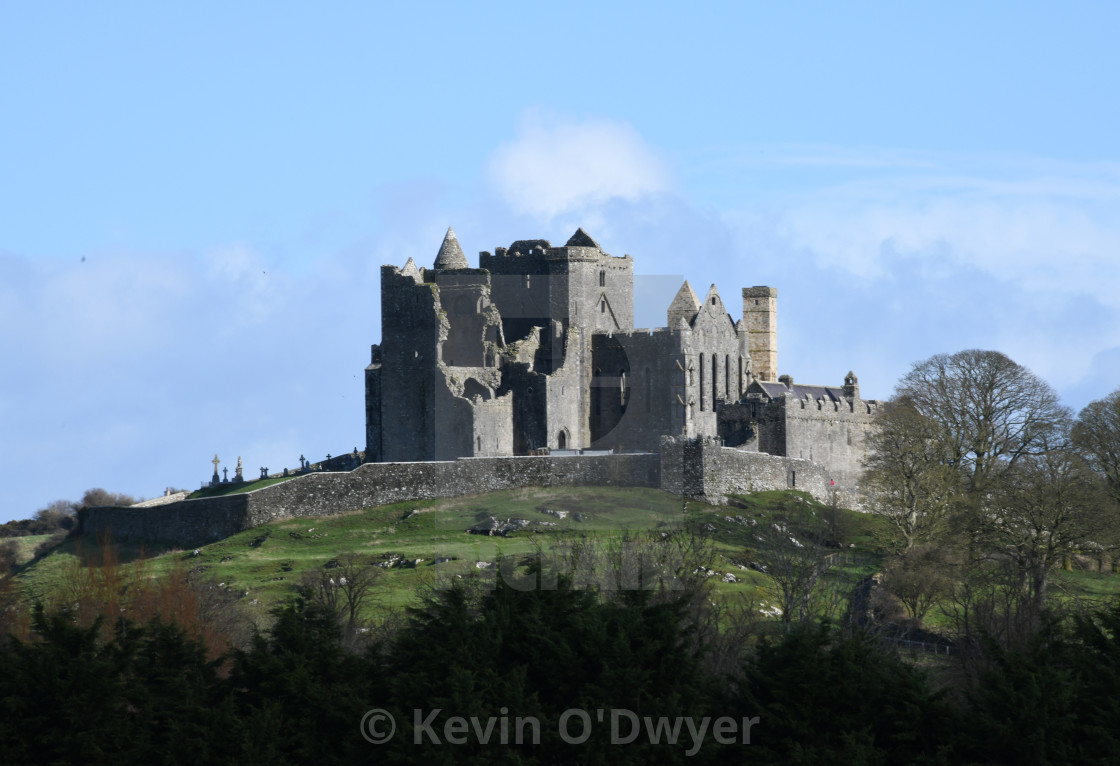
[488, 113, 673, 220]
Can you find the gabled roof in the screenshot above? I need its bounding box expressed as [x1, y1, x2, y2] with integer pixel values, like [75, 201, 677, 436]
[434, 226, 470, 270]
[400, 257, 421, 280]
[565, 227, 600, 248]
[667, 280, 701, 324]
[753, 381, 846, 403]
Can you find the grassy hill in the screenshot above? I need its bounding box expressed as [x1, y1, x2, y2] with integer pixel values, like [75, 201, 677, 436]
[13, 486, 888, 627]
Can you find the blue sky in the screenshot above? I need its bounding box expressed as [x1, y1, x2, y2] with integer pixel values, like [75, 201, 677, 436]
[2, 2, 1119, 521]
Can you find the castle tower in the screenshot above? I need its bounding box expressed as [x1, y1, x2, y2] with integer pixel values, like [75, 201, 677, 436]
[742, 286, 777, 382]
[433, 226, 470, 270]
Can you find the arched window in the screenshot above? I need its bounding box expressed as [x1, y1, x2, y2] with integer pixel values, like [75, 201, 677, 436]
[699, 355, 705, 411]
[712, 353, 718, 406]
[557, 430, 567, 449]
[725, 355, 730, 399]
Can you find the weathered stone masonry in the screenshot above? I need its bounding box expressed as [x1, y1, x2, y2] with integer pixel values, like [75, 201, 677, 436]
[365, 226, 878, 476]
[85, 227, 880, 547]
[83, 453, 658, 547]
[83, 444, 855, 548]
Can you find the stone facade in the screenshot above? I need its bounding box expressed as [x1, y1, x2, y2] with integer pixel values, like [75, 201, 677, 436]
[366, 227, 878, 483]
[82, 227, 881, 548]
[82, 443, 852, 548]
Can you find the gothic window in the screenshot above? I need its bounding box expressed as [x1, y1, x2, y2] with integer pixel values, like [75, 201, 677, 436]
[712, 353, 718, 406]
[725, 356, 730, 399]
[558, 430, 567, 449]
[699, 355, 705, 411]
[599, 270, 605, 286]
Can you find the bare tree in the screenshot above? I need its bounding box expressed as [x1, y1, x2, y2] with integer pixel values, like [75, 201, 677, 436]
[752, 506, 833, 630]
[880, 544, 956, 625]
[895, 349, 1070, 496]
[299, 553, 383, 640]
[1073, 387, 1120, 505]
[862, 399, 961, 551]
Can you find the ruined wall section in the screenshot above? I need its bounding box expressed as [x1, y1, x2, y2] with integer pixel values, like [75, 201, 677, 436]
[480, 242, 552, 346]
[378, 265, 442, 462]
[660, 436, 841, 506]
[80, 495, 252, 548]
[589, 328, 682, 451]
[684, 285, 749, 440]
[434, 270, 502, 368]
[83, 454, 661, 547]
[434, 364, 512, 459]
[545, 326, 587, 449]
[778, 395, 878, 489]
[364, 344, 382, 462]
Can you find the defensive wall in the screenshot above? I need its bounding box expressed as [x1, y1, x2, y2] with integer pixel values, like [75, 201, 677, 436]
[81, 453, 659, 548]
[81, 446, 854, 548]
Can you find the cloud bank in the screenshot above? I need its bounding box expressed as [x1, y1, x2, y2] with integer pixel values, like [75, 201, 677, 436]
[488, 114, 673, 220]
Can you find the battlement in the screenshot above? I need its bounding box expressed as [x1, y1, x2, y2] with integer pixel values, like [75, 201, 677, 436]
[370, 227, 874, 485]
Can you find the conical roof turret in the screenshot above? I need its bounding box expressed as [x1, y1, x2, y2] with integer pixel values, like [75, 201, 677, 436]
[434, 226, 470, 270]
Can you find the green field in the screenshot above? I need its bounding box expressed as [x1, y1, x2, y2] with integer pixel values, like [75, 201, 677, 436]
[11, 487, 890, 629]
[14, 486, 1117, 636]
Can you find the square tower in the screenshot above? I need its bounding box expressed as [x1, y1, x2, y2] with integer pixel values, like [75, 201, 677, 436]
[742, 286, 777, 382]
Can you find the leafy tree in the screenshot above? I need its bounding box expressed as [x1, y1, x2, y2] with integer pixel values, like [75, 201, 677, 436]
[974, 438, 1114, 614]
[1072, 387, 1120, 505]
[733, 623, 959, 764]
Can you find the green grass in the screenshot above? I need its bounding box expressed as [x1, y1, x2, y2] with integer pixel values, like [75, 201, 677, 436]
[18, 486, 1120, 636]
[187, 475, 300, 499]
[4, 535, 54, 565]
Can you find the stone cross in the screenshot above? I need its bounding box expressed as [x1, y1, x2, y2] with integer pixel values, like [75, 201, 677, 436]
[222, 467, 229, 482]
[211, 454, 220, 473]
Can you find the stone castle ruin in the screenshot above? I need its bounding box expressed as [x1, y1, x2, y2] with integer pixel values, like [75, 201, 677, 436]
[365, 227, 878, 489]
[81, 227, 880, 547]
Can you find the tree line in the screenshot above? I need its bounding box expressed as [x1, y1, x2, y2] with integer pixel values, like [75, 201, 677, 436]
[3, 552, 1120, 764]
[863, 348, 1120, 644]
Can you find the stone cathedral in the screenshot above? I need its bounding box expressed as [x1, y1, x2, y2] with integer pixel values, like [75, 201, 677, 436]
[364, 227, 877, 487]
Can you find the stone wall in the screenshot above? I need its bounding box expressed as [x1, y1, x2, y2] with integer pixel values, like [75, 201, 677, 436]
[80, 494, 252, 548]
[660, 436, 846, 506]
[81, 453, 660, 548]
